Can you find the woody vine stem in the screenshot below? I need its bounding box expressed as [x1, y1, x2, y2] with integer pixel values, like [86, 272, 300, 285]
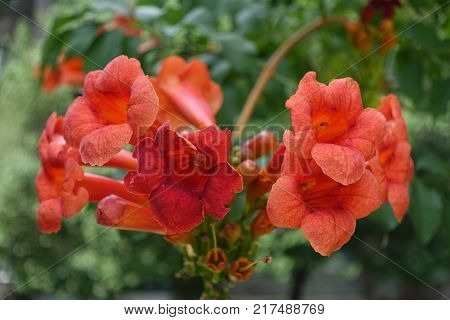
[232, 15, 348, 139]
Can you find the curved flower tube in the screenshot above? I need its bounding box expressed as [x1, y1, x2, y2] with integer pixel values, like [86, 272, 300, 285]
[149, 56, 223, 130]
[284, 72, 386, 185]
[64, 55, 159, 166]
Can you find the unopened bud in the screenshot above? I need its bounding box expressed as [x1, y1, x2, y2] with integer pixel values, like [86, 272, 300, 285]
[221, 222, 241, 246]
[251, 209, 276, 238]
[236, 159, 260, 185]
[240, 131, 278, 161]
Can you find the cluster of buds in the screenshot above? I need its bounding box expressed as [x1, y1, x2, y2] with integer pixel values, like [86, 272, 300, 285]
[346, 0, 401, 53]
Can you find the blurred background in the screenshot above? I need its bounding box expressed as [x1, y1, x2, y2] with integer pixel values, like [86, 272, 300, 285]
[0, 0, 449, 299]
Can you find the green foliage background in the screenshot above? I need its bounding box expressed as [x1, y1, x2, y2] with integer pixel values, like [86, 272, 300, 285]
[0, 0, 448, 298]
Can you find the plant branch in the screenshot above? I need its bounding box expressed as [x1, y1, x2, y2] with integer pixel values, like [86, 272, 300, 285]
[232, 15, 348, 139]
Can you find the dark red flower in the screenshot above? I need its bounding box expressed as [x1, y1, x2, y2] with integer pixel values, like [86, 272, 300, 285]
[124, 124, 242, 234]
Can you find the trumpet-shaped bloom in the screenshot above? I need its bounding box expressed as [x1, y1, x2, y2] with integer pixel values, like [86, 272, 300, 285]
[267, 151, 381, 256]
[149, 56, 223, 130]
[368, 94, 413, 222]
[36, 56, 84, 93]
[284, 72, 386, 185]
[124, 124, 242, 234]
[37, 113, 145, 234]
[64, 55, 159, 166]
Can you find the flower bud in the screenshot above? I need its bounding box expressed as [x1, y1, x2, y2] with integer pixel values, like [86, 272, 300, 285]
[240, 131, 278, 160]
[236, 159, 260, 185]
[229, 258, 254, 282]
[205, 248, 227, 273]
[221, 222, 241, 246]
[379, 19, 394, 34]
[251, 209, 275, 238]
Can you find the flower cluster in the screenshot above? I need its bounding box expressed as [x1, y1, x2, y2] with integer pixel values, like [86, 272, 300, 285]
[265, 72, 413, 256]
[36, 55, 241, 237]
[346, 0, 400, 53]
[36, 55, 413, 293]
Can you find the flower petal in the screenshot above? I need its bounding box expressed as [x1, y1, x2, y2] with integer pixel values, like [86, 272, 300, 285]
[64, 96, 107, 147]
[127, 75, 159, 141]
[324, 77, 362, 124]
[387, 183, 409, 222]
[202, 163, 243, 220]
[150, 182, 204, 234]
[283, 129, 315, 159]
[179, 59, 223, 114]
[338, 108, 386, 160]
[311, 143, 365, 185]
[79, 123, 133, 166]
[338, 170, 381, 219]
[301, 209, 356, 256]
[184, 126, 231, 168]
[37, 199, 63, 234]
[267, 175, 307, 228]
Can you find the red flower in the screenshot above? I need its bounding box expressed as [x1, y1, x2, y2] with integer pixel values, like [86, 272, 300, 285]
[267, 151, 381, 256]
[97, 14, 142, 38]
[36, 113, 145, 234]
[362, 0, 401, 23]
[284, 72, 386, 185]
[36, 56, 84, 93]
[368, 94, 413, 221]
[124, 124, 242, 234]
[64, 55, 159, 166]
[149, 56, 223, 130]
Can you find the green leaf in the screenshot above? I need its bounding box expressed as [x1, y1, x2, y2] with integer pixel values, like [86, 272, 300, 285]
[236, 3, 267, 33]
[182, 7, 214, 30]
[410, 180, 443, 245]
[83, 30, 124, 72]
[66, 24, 99, 57]
[135, 5, 164, 23]
[89, 1, 128, 15]
[224, 191, 246, 223]
[212, 32, 256, 71]
[367, 203, 399, 232]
